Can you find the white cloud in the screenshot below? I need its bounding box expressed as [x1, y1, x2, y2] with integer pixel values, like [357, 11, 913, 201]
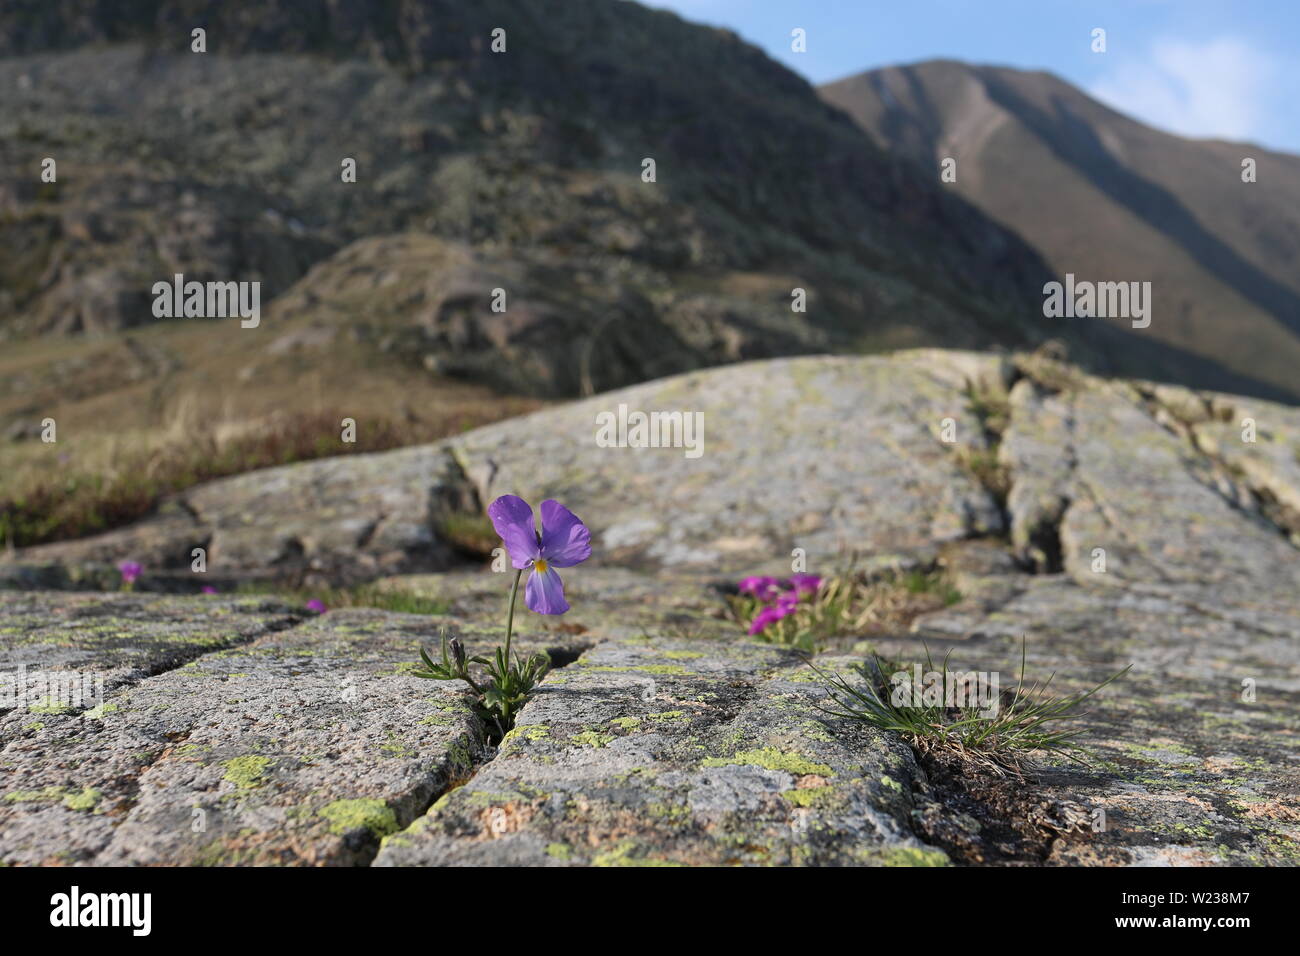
[1089, 37, 1275, 142]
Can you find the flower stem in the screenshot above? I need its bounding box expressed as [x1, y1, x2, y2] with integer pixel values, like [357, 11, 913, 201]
[504, 567, 523, 664]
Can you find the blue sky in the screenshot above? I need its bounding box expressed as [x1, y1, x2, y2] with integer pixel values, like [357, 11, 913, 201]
[647, 1, 1300, 154]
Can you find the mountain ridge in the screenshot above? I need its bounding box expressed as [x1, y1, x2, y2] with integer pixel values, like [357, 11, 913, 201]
[820, 58, 1300, 400]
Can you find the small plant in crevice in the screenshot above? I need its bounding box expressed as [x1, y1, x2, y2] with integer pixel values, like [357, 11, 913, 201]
[727, 569, 961, 652]
[1013, 343, 1088, 395]
[414, 494, 591, 738]
[954, 446, 1011, 506]
[415, 630, 550, 740]
[957, 377, 1012, 508]
[810, 639, 1129, 777]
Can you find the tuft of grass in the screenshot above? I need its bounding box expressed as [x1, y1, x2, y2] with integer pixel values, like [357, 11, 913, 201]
[1014, 343, 1089, 395]
[954, 447, 1011, 502]
[964, 381, 1011, 437]
[957, 375, 1012, 505]
[811, 639, 1130, 776]
[727, 569, 961, 653]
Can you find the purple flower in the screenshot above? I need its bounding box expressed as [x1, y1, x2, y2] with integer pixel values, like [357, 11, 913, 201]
[748, 600, 797, 636]
[738, 575, 780, 600]
[487, 494, 591, 615]
[118, 561, 142, 585]
[306, 599, 327, 614]
[201, 585, 217, 594]
[789, 574, 822, 595]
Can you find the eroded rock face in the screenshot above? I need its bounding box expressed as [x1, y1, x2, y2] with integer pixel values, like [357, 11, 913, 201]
[1002, 377, 1300, 637]
[2, 351, 1298, 865]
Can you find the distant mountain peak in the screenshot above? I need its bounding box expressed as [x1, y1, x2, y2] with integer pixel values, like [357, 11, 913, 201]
[821, 60, 1300, 401]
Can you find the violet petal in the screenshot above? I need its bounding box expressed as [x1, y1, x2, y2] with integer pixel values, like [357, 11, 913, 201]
[487, 494, 541, 569]
[525, 564, 570, 615]
[538, 499, 592, 568]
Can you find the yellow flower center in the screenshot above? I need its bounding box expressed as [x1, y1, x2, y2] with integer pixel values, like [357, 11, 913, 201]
[533, 558, 550, 574]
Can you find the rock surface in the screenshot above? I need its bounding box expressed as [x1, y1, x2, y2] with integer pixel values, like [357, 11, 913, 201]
[2, 351, 1298, 865]
[374, 636, 937, 867]
[12, 352, 1006, 580]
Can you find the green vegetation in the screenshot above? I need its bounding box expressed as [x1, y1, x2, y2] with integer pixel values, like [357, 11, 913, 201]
[957, 375, 1012, 505]
[954, 447, 1011, 504]
[1014, 346, 1090, 395]
[414, 626, 549, 741]
[317, 798, 399, 838]
[728, 569, 961, 652]
[812, 640, 1129, 775]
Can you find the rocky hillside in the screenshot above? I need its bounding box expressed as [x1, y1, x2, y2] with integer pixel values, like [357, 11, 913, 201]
[3, 351, 1297, 865]
[821, 60, 1300, 402]
[0, 1, 1268, 399]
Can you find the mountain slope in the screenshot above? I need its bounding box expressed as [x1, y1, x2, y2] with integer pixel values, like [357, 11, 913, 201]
[0, 1, 1269, 397]
[820, 60, 1300, 400]
[0, 2, 1048, 354]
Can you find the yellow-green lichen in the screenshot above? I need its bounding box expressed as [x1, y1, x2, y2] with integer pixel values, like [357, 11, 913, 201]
[5, 786, 65, 804]
[591, 841, 683, 867]
[783, 786, 835, 808]
[83, 701, 119, 720]
[62, 787, 101, 811]
[27, 702, 75, 715]
[4, 785, 101, 811]
[381, 733, 416, 759]
[878, 846, 950, 867]
[317, 798, 399, 837]
[571, 730, 616, 748]
[646, 801, 692, 824]
[501, 724, 550, 746]
[701, 747, 833, 776]
[222, 755, 271, 789]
